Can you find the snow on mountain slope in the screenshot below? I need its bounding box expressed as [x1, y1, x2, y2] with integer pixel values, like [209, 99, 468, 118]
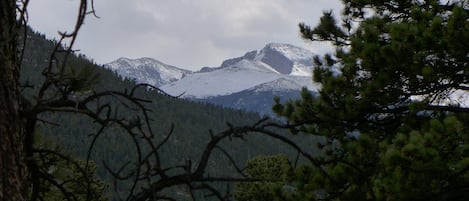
[200, 43, 315, 76]
[202, 76, 321, 116]
[255, 43, 314, 76]
[251, 76, 320, 93]
[160, 43, 317, 98]
[105, 43, 317, 102]
[104, 57, 191, 87]
[266, 43, 314, 61]
[160, 59, 282, 98]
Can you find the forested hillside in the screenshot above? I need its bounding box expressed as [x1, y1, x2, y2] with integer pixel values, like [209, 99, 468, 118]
[19, 28, 319, 200]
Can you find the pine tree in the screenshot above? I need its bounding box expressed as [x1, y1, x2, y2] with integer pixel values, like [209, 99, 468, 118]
[234, 154, 293, 201]
[274, 0, 469, 200]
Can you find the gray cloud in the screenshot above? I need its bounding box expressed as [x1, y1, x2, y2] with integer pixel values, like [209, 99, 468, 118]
[28, 0, 342, 70]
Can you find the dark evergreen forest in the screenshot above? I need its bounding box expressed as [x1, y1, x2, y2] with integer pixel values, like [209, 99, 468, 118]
[19, 28, 319, 200]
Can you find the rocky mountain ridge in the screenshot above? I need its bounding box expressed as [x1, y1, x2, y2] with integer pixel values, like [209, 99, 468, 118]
[105, 57, 191, 87]
[105, 43, 320, 115]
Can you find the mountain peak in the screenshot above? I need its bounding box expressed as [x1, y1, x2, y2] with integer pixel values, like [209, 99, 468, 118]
[256, 43, 314, 75]
[107, 42, 316, 99]
[105, 57, 190, 87]
[262, 43, 314, 62]
[104, 43, 320, 115]
[264, 42, 296, 49]
[219, 50, 258, 69]
[214, 43, 314, 76]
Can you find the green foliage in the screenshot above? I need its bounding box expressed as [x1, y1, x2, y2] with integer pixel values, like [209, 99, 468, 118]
[273, 1, 469, 200]
[374, 115, 469, 201]
[63, 63, 101, 93]
[34, 134, 107, 201]
[234, 154, 293, 201]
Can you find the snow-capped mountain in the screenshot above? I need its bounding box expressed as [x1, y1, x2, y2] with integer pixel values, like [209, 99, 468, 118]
[104, 57, 191, 87]
[106, 43, 320, 115]
[160, 43, 318, 99]
[160, 59, 281, 98]
[256, 43, 314, 76]
[219, 43, 314, 76]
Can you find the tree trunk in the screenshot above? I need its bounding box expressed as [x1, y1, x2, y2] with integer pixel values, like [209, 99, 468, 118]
[0, 0, 28, 200]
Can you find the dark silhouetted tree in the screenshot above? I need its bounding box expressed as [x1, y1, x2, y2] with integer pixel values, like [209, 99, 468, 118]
[0, 1, 28, 200]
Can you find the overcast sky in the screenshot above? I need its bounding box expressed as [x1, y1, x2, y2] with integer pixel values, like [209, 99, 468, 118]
[28, 0, 342, 71]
